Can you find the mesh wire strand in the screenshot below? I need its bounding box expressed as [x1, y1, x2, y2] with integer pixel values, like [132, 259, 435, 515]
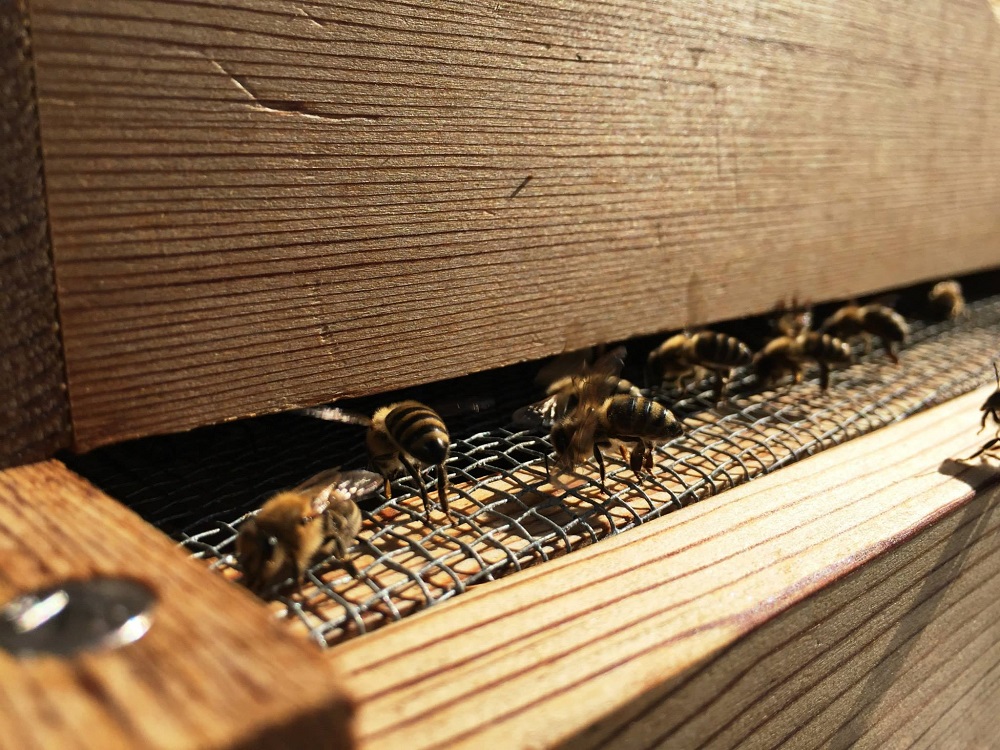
[162, 295, 1000, 647]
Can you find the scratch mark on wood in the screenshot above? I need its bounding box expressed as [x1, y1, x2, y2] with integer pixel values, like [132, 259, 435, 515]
[209, 59, 382, 123]
[687, 47, 709, 67]
[509, 175, 533, 199]
[294, 6, 325, 28]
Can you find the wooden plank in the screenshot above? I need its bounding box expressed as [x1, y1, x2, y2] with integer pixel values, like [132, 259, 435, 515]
[329, 386, 1000, 750]
[0, 461, 354, 750]
[24, 0, 1000, 448]
[0, 0, 71, 466]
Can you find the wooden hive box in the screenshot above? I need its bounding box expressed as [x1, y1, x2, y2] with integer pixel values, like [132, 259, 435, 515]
[3, 0, 1000, 747]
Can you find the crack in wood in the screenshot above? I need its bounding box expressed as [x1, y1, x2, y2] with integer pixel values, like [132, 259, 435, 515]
[209, 59, 382, 123]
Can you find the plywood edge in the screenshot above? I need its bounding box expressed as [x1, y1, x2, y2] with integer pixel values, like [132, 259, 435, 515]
[0, 0, 71, 466]
[331, 386, 1000, 749]
[0, 461, 354, 750]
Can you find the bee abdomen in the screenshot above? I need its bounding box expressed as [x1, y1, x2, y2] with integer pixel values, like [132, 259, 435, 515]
[385, 401, 450, 464]
[691, 332, 752, 368]
[606, 394, 683, 441]
[862, 306, 908, 342]
[800, 332, 851, 363]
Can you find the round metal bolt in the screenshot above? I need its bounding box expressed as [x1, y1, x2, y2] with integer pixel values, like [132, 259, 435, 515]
[0, 578, 155, 658]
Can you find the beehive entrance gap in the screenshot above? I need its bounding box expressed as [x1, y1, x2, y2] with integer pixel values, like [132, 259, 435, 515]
[63, 277, 1000, 647]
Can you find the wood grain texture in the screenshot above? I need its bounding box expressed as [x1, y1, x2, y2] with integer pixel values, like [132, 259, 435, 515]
[0, 0, 71, 467]
[330, 386, 1000, 750]
[27, 0, 1000, 448]
[0, 461, 354, 750]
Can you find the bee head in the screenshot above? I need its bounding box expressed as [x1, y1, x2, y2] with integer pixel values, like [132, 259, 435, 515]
[235, 493, 315, 595]
[235, 518, 289, 594]
[752, 349, 785, 387]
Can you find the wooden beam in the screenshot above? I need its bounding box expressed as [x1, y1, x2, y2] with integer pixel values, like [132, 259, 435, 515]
[330, 386, 1000, 749]
[0, 0, 71, 466]
[24, 0, 1000, 448]
[0, 461, 354, 750]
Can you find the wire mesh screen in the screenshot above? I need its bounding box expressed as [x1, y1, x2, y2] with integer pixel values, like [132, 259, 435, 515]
[64, 290, 1000, 648]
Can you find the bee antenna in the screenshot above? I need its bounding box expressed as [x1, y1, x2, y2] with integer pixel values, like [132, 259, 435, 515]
[994, 361, 999, 389]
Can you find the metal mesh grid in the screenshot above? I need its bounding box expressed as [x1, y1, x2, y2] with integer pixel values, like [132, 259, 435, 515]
[142, 294, 1000, 648]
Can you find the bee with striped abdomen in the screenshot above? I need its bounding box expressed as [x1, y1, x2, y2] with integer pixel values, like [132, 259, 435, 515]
[236, 468, 382, 595]
[753, 331, 852, 391]
[645, 330, 753, 402]
[549, 365, 683, 485]
[302, 401, 452, 517]
[820, 303, 909, 364]
[366, 400, 452, 517]
[513, 347, 640, 429]
[928, 280, 965, 321]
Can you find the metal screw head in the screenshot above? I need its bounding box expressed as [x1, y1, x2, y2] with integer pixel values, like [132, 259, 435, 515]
[0, 579, 155, 658]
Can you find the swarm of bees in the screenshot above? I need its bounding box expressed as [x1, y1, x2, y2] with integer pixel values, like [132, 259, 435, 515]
[235, 279, 971, 598]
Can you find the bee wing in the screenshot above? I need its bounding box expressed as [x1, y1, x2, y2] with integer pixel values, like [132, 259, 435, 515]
[299, 406, 372, 426]
[533, 347, 595, 387]
[298, 468, 383, 515]
[511, 395, 560, 429]
[586, 345, 627, 376]
[432, 397, 497, 418]
[576, 346, 627, 405]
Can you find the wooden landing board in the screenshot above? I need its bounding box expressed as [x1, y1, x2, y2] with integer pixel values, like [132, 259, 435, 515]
[25, 0, 1000, 448]
[332, 386, 1000, 750]
[0, 0, 71, 467]
[0, 461, 353, 750]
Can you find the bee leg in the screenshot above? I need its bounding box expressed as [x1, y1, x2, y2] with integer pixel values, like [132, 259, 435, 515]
[592, 444, 607, 487]
[883, 339, 899, 365]
[818, 362, 830, 391]
[712, 373, 725, 404]
[399, 454, 431, 515]
[644, 445, 655, 473]
[629, 443, 644, 478]
[383, 477, 393, 500]
[341, 556, 362, 580]
[618, 446, 630, 463]
[544, 452, 553, 480]
[435, 462, 452, 519]
[980, 410, 990, 434]
[966, 436, 1000, 461]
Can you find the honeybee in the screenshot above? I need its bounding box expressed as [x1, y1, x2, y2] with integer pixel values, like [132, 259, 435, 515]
[513, 347, 641, 430]
[964, 363, 1000, 460]
[305, 401, 452, 517]
[549, 369, 684, 485]
[928, 280, 965, 321]
[645, 330, 753, 401]
[820, 303, 909, 364]
[754, 331, 852, 390]
[772, 297, 813, 338]
[236, 468, 382, 595]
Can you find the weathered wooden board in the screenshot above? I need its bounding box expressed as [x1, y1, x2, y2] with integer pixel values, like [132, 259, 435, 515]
[0, 0, 71, 467]
[27, 0, 1000, 448]
[0, 461, 354, 750]
[332, 386, 1000, 750]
